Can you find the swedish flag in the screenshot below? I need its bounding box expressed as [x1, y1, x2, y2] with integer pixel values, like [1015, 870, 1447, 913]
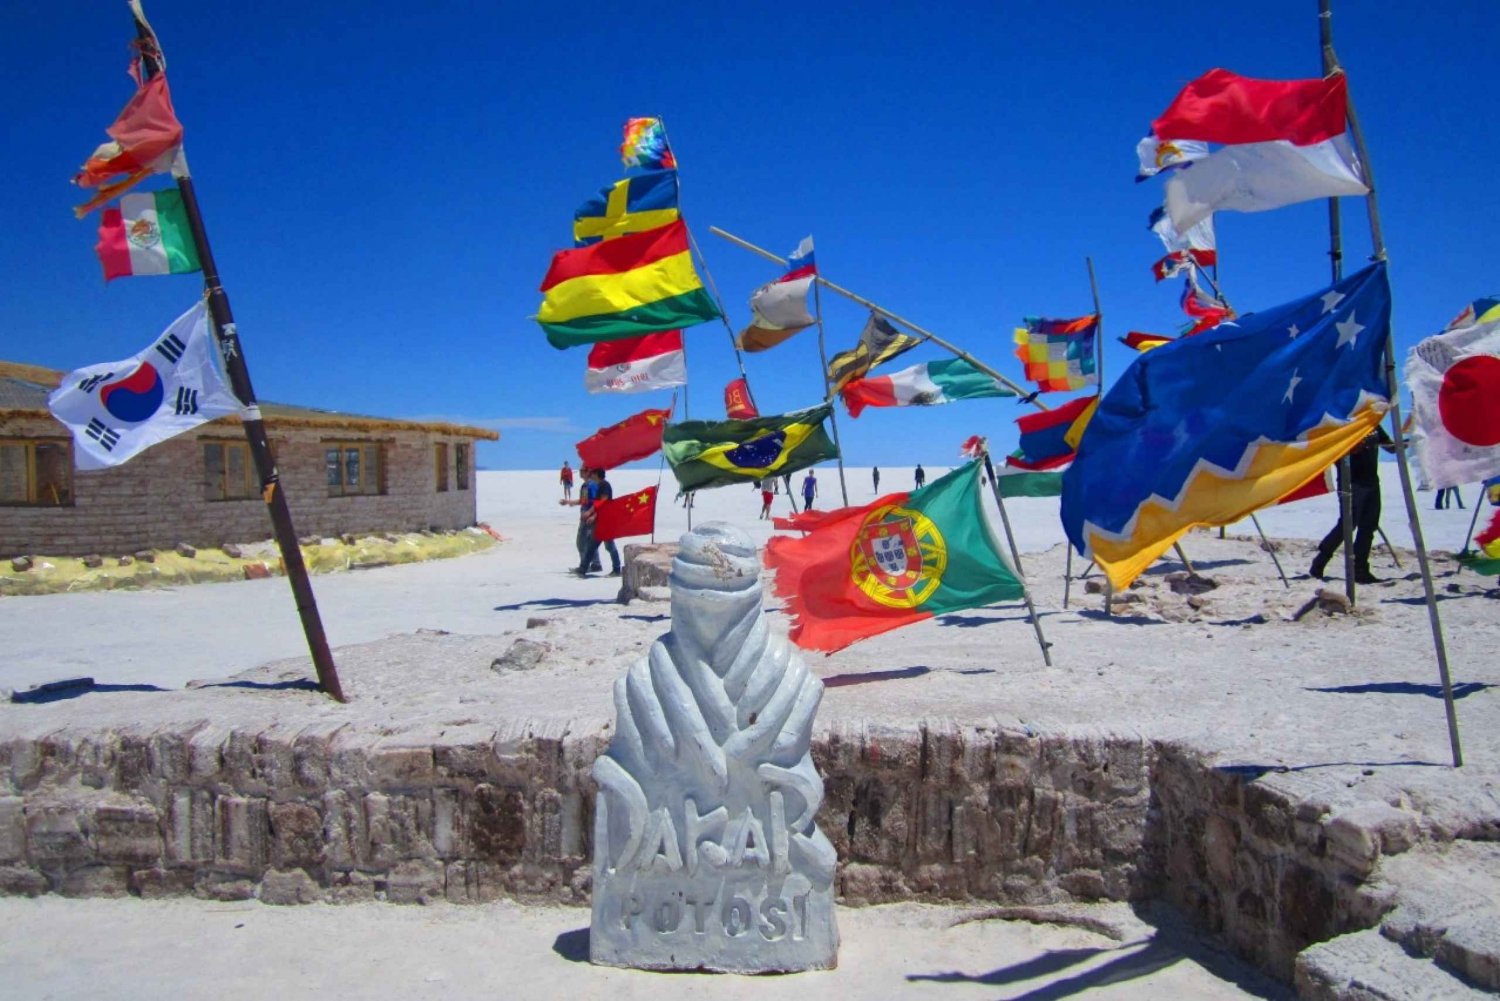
[573, 170, 680, 247]
[663, 405, 839, 491]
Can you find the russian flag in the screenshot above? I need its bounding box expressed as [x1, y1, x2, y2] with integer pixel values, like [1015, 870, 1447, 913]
[782, 235, 816, 281]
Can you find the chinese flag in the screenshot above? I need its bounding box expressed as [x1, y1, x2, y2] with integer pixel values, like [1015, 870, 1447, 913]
[724, 378, 758, 420]
[595, 486, 657, 541]
[576, 407, 671, 469]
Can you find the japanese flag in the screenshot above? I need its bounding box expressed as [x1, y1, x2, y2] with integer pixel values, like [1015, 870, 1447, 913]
[1405, 300, 1500, 489]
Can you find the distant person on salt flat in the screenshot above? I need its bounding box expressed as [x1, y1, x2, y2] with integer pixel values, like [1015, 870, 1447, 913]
[1434, 485, 1464, 510]
[760, 484, 774, 520]
[1310, 426, 1394, 585]
[802, 470, 818, 511]
[914, 464, 926, 489]
[560, 461, 574, 501]
[872, 466, 881, 493]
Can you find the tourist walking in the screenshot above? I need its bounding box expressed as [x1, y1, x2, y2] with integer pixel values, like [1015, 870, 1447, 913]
[802, 470, 818, 511]
[560, 461, 574, 501]
[1310, 426, 1395, 584]
[560, 466, 598, 575]
[872, 466, 880, 494]
[592, 469, 622, 576]
[760, 484, 774, 520]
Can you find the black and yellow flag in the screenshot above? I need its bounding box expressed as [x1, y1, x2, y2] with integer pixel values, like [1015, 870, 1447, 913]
[662, 405, 839, 491]
[827, 314, 922, 393]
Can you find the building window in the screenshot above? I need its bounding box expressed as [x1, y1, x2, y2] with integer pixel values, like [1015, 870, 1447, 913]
[0, 439, 73, 506]
[203, 441, 258, 501]
[325, 441, 384, 497]
[435, 442, 449, 492]
[456, 443, 470, 490]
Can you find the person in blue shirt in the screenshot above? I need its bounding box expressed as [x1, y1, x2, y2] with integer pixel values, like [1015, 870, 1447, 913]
[802, 470, 818, 511]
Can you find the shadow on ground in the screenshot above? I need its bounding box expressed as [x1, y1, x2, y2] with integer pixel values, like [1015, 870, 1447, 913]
[1306, 681, 1494, 700]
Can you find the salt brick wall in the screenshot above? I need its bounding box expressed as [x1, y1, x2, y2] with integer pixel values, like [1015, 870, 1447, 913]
[0, 415, 482, 557]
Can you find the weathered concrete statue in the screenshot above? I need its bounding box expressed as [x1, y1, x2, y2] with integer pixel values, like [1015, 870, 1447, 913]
[590, 523, 839, 972]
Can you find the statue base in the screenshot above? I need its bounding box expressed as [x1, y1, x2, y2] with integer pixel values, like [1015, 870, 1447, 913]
[590, 869, 838, 973]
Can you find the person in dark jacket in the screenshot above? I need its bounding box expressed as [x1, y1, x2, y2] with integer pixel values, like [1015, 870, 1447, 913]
[1310, 425, 1395, 584]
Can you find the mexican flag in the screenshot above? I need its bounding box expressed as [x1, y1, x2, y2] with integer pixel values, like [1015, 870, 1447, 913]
[95, 188, 201, 281]
[766, 460, 1025, 652]
[841, 356, 1015, 417]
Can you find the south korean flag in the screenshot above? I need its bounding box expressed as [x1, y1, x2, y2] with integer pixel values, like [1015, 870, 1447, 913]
[48, 301, 243, 470]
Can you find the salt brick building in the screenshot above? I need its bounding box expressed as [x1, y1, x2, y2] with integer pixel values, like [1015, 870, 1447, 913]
[0, 361, 498, 558]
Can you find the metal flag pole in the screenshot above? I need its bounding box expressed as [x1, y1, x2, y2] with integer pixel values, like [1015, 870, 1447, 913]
[811, 280, 850, 506]
[981, 450, 1052, 666]
[709, 226, 1048, 411]
[128, 2, 344, 702]
[1324, 0, 1462, 767]
[650, 117, 754, 415]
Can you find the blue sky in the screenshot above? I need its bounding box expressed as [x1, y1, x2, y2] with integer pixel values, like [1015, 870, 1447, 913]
[5, 2, 1497, 471]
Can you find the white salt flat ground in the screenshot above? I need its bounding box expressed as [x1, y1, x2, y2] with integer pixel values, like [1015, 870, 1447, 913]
[0, 897, 1284, 1000]
[0, 465, 1486, 693]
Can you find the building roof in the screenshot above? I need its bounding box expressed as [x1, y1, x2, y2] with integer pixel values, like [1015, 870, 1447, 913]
[0, 362, 499, 441]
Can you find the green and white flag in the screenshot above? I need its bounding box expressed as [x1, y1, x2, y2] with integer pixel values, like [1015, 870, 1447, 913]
[95, 188, 201, 281]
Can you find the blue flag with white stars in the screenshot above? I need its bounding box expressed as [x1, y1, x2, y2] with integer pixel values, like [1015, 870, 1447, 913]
[1061, 262, 1391, 588]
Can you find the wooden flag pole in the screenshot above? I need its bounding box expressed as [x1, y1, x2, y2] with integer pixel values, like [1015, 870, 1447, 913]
[1324, 0, 1462, 767]
[1250, 513, 1292, 588]
[1459, 487, 1486, 555]
[127, 3, 344, 702]
[810, 281, 851, 506]
[709, 227, 1048, 411]
[981, 451, 1053, 666]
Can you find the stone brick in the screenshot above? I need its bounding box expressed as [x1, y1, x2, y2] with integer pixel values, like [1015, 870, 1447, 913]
[368, 746, 436, 788]
[259, 867, 322, 905]
[269, 801, 324, 869]
[0, 864, 48, 896]
[386, 858, 445, 904]
[322, 790, 366, 869]
[365, 792, 435, 866]
[131, 867, 195, 898]
[25, 802, 89, 866]
[60, 864, 130, 897]
[92, 801, 163, 865]
[0, 797, 24, 863]
[214, 796, 269, 870]
[464, 785, 525, 863]
[195, 870, 255, 901]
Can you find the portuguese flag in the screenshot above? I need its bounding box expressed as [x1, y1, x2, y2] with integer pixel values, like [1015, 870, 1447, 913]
[766, 460, 1024, 653]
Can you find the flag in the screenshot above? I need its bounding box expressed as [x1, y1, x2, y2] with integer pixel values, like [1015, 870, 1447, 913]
[1459, 503, 1500, 575]
[1276, 465, 1333, 505]
[1405, 296, 1500, 489]
[1149, 206, 1217, 272]
[995, 461, 1065, 499]
[1180, 276, 1233, 334]
[765, 461, 1025, 653]
[1009, 395, 1098, 471]
[47, 301, 240, 471]
[827, 314, 923, 393]
[536, 220, 720, 349]
[1014, 315, 1099, 393]
[1122, 331, 1174, 352]
[841, 357, 1016, 418]
[573, 170, 680, 246]
[959, 434, 987, 458]
[594, 485, 657, 541]
[737, 240, 818, 353]
[1147, 69, 1367, 231]
[95, 187, 200, 280]
[584, 330, 686, 394]
[783, 235, 817, 280]
[724, 378, 758, 420]
[73, 9, 183, 217]
[1061, 262, 1392, 590]
[621, 117, 676, 170]
[1475, 510, 1500, 560]
[575, 407, 672, 469]
[1135, 136, 1209, 181]
[662, 405, 839, 491]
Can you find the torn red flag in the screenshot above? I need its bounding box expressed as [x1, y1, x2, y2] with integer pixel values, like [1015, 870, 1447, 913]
[74, 65, 183, 216]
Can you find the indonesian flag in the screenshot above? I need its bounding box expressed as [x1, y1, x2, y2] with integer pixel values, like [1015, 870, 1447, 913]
[575, 407, 672, 470]
[584, 330, 686, 394]
[95, 188, 201, 280]
[47, 301, 241, 471]
[594, 485, 657, 541]
[1146, 69, 1368, 232]
[1405, 297, 1500, 489]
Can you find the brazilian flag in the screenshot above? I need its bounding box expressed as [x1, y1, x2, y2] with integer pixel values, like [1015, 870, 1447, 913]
[663, 405, 839, 491]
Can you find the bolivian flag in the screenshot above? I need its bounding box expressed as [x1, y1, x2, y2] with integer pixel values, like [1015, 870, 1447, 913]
[537, 220, 720, 349]
[662, 405, 839, 492]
